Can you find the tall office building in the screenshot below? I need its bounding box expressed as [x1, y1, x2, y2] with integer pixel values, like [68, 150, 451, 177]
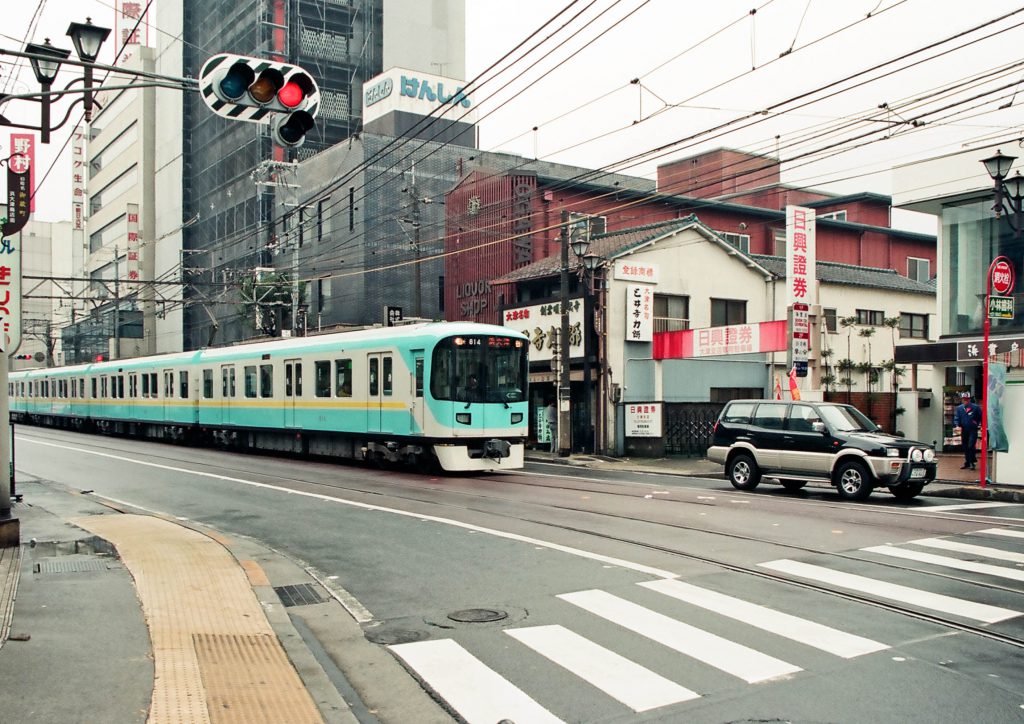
[171, 0, 465, 349]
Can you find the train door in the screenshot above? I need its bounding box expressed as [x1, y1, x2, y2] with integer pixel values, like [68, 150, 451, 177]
[220, 365, 234, 425]
[284, 359, 302, 428]
[410, 351, 425, 434]
[366, 353, 392, 434]
[162, 370, 174, 419]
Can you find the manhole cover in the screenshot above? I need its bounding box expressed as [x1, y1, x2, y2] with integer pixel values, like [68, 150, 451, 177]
[365, 628, 428, 646]
[34, 559, 109, 574]
[447, 608, 508, 623]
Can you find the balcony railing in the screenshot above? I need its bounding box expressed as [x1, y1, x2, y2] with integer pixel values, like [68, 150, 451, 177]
[654, 317, 690, 333]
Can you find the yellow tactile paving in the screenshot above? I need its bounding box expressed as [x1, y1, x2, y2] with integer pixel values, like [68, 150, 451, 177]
[72, 514, 323, 724]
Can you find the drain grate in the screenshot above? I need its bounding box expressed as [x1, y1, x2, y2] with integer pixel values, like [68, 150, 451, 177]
[273, 582, 328, 608]
[34, 559, 109, 574]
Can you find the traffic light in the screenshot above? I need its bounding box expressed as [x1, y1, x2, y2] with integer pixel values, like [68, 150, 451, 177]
[14, 354, 32, 360]
[198, 53, 320, 147]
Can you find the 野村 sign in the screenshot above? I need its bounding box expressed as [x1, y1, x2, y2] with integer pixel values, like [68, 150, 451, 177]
[625, 284, 653, 342]
[625, 403, 662, 437]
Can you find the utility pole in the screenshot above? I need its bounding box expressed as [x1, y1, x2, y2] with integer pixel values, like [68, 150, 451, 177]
[558, 210, 571, 456]
[114, 246, 120, 359]
[407, 163, 422, 318]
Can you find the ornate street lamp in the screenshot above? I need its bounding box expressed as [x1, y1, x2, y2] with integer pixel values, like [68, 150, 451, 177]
[66, 18, 111, 121]
[980, 149, 1024, 238]
[25, 39, 71, 143]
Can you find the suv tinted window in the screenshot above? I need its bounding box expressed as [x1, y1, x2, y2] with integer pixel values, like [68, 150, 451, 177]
[723, 402, 755, 423]
[787, 404, 821, 432]
[752, 403, 787, 429]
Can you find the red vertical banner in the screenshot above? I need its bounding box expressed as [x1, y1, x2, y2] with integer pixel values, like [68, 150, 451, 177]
[9, 134, 34, 212]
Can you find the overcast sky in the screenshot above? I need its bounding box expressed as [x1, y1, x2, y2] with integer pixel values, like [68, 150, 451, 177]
[4, 0, 1024, 230]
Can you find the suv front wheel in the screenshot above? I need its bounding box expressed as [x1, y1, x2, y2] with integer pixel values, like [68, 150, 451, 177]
[727, 452, 761, 490]
[835, 459, 874, 501]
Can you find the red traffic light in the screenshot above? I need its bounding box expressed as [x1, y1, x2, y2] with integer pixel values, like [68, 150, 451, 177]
[200, 54, 320, 121]
[277, 73, 313, 109]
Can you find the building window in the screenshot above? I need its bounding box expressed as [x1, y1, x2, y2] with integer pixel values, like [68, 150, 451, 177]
[899, 312, 929, 339]
[653, 294, 690, 333]
[818, 210, 847, 221]
[907, 256, 930, 282]
[773, 229, 787, 256]
[856, 309, 884, 326]
[717, 231, 750, 253]
[711, 298, 747, 327]
[823, 307, 838, 333]
[88, 165, 138, 215]
[89, 214, 127, 253]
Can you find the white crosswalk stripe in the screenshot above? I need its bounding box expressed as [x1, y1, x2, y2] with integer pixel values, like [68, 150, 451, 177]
[506, 625, 699, 712]
[923, 502, 1018, 513]
[639, 579, 889, 658]
[558, 589, 801, 683]
[863, 544, 1024, 583]
[759, 559, 1021, 623]
[389, 639, 564, 724]
[978, 527, 1024, 540]
[908, 536, 1024, 564]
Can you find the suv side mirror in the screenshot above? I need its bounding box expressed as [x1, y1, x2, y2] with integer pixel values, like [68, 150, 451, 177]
[812, 421, 826, 434]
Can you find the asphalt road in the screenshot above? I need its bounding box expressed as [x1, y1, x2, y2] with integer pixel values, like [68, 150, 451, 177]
[14, 426, 1024, 724]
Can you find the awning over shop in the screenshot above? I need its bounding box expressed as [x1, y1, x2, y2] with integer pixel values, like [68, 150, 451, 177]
[654, 320, 787, 360]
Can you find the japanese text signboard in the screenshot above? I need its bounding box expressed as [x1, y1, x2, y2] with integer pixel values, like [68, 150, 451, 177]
[625, 284, 653, 342]
[957, 336, 1024, 361]
[625, 403, 662, 437]
[71, 125, 86, 231]
[613, 260, 659, 284]
[990, 256, 1015, 295]
[10, 134, 34, 212]
[786, 206, 816, 376]
[988, 295, 1014, 320]
[0, 219, 22, 354]
[502, 298, 584, 364]
[125, 203, 141, 293]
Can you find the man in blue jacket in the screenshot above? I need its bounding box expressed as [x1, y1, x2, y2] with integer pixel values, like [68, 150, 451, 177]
[953, 391, 982, 470]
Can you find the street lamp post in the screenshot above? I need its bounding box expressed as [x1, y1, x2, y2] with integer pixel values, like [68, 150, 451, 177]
[5, 17, 111, 143]
[977, 150, 1024, 488]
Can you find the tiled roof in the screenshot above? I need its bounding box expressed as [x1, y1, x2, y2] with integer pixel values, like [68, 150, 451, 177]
[493, 218, 703, 284]
[750, 254, 935, 294]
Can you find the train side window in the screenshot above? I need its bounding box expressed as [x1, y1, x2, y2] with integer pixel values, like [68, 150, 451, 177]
[164, 372, 172, 397]
[91, 378, 97, 398]
[117, 375, 125, 399]
[295, 363, 302, 396]
[203, 369, 214, 399]
[79, 379, 85, 398]
[140, 374, 147, 398]
[179, 371, 189, 398]
[149, 373, 158, 398]
[222, 368, 231, 397]
[415, 358, 424, 398]
[101, 377, 108, 398]
[260, 364, 273, 398]
[244, 366, 257, 398]
[228, 368, 236, 397]
[369, 358, 378, 396]
[285, 365, 293, 397]
[315, 361, 331, 397]
[383, 357, 393, 396]
[335, 359, 352, 397]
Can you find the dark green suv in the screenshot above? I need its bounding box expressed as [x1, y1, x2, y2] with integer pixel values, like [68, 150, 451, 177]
[707, 400, 937, 501]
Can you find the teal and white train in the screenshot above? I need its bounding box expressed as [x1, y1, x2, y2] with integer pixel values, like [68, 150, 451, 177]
[9, 322, 529, 472]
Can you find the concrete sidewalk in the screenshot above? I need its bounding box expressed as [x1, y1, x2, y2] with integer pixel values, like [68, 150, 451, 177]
[0, 480, 361, 724]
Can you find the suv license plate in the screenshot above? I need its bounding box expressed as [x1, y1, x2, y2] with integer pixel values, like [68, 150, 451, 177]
[910, 468, 926, 479]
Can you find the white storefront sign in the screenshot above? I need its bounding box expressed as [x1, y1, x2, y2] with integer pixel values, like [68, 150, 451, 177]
[614, 260, 659, 284]
[625, 403, 662, 437]
[625, 284, 654, 342]
[786, 206, 816, 371]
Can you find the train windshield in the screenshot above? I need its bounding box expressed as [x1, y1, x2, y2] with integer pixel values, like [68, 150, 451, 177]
[431, 334, 528, 404]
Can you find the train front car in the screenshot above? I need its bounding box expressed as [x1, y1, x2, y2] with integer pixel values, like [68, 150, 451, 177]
[426, 326, 529, 471]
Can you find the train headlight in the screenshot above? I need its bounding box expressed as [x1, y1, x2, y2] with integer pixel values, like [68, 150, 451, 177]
[511, 412, 523, 424]
[456, 412, 471, 425]
[910, 448, 923, 462]
[923, 448, 935, 463]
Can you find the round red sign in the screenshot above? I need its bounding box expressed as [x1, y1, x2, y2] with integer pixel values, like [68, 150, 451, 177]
[991, 257, 1015, 295]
